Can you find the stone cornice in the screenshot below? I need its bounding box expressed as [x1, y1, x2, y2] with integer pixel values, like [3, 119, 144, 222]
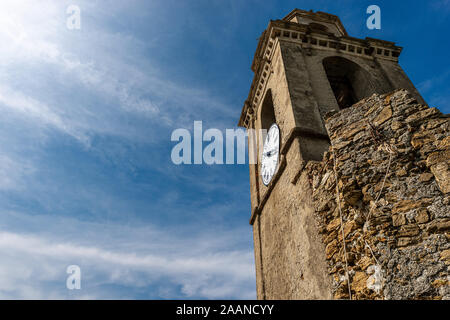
[238, 20, 403, 128]
[282, 8, 348, 36]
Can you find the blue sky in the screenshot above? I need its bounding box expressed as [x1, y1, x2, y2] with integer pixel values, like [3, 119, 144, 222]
[0, 0, 448, 299]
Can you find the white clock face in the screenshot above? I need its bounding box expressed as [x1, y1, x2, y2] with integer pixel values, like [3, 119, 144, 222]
[261, 123, 280, 186]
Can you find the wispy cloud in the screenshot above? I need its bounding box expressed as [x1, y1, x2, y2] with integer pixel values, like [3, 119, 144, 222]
[0, 213, 255, 299]
[431, 0, 450, 12]
[418, 70, 450, 93]
[0, 84, 87, 141]
[418, 71, 450, 111]
[0, 0, 236, 147]
[0, 155, 35, 191]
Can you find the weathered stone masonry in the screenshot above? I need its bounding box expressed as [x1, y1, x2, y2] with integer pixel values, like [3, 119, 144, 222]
[307, 89, 449, 299]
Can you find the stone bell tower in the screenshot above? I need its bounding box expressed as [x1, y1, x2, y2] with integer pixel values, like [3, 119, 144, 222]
[238, 9, 431, 299]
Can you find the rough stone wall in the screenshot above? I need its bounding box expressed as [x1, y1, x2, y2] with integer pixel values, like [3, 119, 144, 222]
[307, 89, 449, 299]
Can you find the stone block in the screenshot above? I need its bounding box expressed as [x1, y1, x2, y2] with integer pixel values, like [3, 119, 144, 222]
[430, 162, 450, 194]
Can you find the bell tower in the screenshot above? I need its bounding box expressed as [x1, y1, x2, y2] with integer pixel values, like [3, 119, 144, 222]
[239, 9, 426, 299]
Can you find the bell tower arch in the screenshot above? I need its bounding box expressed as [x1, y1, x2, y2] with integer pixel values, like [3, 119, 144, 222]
[322, 56, 376, 109]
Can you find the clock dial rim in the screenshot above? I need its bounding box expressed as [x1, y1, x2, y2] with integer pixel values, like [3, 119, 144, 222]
[261, 123, 280, 186]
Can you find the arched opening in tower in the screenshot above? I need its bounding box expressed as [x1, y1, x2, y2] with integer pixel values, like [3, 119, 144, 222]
[260, 89, 276, 134]
[323, 56, 376, 109]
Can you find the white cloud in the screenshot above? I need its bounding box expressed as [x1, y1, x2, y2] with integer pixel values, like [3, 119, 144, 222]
[0, 220, 255, 299]
[0, 0, 236, 151]
[432, 0, 450, 12]
[0, 155, 35, 191]
[418, 70, 450, 94]
[0, 84, 86, 140]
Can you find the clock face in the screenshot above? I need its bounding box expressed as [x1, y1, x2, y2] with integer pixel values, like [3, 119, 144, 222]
[261, 123, 280, 186]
